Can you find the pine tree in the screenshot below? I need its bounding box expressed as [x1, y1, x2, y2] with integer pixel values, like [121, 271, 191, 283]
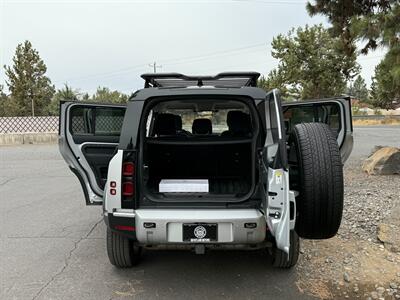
[347, 75, 369, 103]
[264, 25, 358, 100]
[370, 57, 400, 110]
[4, 40, 55, 116]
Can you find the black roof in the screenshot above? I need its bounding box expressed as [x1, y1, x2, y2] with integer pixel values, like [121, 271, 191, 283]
[141, 72, 260, 88]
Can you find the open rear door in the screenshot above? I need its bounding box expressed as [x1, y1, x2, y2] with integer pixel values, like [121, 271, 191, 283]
[257, 89, 293, 255]
[282, 96, 353, 163]
[59, 101, 126, 205]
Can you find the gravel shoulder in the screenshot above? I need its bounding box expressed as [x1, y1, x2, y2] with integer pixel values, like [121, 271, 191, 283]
[296, 140, 400, 299]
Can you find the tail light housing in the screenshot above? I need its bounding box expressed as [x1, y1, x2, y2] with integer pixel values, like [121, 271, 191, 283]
[122, 182, 134, 196]
[122, 162, 135, 176]
[121, 151, 136, 209]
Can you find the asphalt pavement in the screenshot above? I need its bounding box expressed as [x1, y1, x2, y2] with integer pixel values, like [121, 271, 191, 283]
[0, 126, 399, 300]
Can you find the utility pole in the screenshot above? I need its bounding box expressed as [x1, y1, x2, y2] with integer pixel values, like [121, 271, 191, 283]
[148, 61, 162, 73]
[30, 90, 35, 117]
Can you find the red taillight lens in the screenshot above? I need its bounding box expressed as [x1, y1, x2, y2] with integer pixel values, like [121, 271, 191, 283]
[114, 225, 135, 231]
[122, 162, 135, 176]
[122, 182, 134, 196]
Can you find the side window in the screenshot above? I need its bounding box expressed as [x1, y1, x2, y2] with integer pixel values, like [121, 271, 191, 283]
[283, 103, 341, 138]
[70, 106, 125, 136]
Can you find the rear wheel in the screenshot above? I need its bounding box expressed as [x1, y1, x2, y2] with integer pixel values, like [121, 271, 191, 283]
[272, 230, 299, 268]
[106, 228, 141, 268]
[289, 122, 344, 239]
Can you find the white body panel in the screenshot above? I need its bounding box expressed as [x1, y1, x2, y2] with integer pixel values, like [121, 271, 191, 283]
[133, 209, 266, 245]
[104, 150, 123, 212]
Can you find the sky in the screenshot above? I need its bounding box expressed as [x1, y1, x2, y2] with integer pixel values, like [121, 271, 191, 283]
[0, 0, 386, 95]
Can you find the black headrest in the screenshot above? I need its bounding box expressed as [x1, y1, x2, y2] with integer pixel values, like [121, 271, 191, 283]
[192, 118, 212, 134]
[226, 111, 251, 135]
[153, 113, 177, 136]
[174, 115, 183, 130]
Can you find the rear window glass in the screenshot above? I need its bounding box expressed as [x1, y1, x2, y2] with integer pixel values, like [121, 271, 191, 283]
[171, 109, 235, 133]
[145, 99, 252, 137]
[70, 106, 125, 136]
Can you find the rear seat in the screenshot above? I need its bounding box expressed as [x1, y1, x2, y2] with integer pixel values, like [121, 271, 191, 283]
[153, 113, 177, 136]
[221, 111, 251, 137]
[192, 118, 212, 135]
[174, 115, 191, 136]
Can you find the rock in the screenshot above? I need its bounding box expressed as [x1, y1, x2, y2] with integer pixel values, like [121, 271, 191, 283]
[377, 217, 400, 254]
[376, 286, 385, 295]
[343, 272, 351, 283]
[390, 282, 398, 289]
[362, 146, 400, 175]
[371, 291, 379, 299]
[325, 257, 334, 263]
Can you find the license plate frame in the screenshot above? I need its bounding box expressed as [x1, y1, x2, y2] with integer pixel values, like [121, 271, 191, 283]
[182, 223, 218, 242]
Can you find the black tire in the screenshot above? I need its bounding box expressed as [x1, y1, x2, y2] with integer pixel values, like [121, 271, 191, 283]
[272, 230, 299, 268]
[106, 228, 141, 268]
[290, 122, 344, 239]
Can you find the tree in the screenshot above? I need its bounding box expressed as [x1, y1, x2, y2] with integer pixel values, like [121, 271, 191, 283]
[0, 86, 13, 117]
[45, 84, 80, 116]
[90, 87, 128, 104]
[306, 1, 396, 54]
[306, 0, 368, 79]
[258, 70, 292, 99]
[347, 75, 369, 103]
[264, 25, 359, 100]
[370, 56, 400, 110]
[307, 0, 400, 88]
[4, 40, 55, 116]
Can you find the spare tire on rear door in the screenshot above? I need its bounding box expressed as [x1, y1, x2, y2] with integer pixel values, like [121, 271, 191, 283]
[288, 122, 344, 239]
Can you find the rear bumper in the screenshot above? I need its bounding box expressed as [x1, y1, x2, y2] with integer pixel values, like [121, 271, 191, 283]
[105, 209, 266, 245]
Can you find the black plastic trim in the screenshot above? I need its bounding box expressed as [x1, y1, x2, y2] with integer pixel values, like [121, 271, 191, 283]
[106, 214, 137, 240]
[69, 167, 98, 205]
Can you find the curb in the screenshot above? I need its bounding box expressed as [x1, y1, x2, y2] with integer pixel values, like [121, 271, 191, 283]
[0, 133, 58, 145]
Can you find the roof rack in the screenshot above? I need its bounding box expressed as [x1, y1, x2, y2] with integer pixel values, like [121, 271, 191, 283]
[141, 72, 260, 88]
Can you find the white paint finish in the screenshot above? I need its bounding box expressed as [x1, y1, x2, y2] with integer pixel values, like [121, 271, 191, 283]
[135, 209, 263, 220]
[266, 168, 291, 254]
[134, 209, 266, 245]
[104, 149, 123, 211]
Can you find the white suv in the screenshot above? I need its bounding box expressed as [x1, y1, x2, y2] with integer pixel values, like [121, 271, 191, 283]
[59, 72, 353, 268]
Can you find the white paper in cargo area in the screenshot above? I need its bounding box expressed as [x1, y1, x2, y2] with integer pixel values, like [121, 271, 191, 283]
[159, 179, 209, 193]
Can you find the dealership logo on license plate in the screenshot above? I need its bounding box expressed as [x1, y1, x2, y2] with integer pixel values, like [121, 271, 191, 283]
[193, 225, 207, 239]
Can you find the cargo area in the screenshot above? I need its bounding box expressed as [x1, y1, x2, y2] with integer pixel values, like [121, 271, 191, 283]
[145, 140, 252, 196]
[140, 98, 257, 201]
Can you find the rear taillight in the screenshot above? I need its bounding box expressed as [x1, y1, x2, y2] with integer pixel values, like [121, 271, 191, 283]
[122, 162, 135, 176]
[121, 151, 136, 209]
[122, 182, 134, 196]
[114, 224, 135, 232]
